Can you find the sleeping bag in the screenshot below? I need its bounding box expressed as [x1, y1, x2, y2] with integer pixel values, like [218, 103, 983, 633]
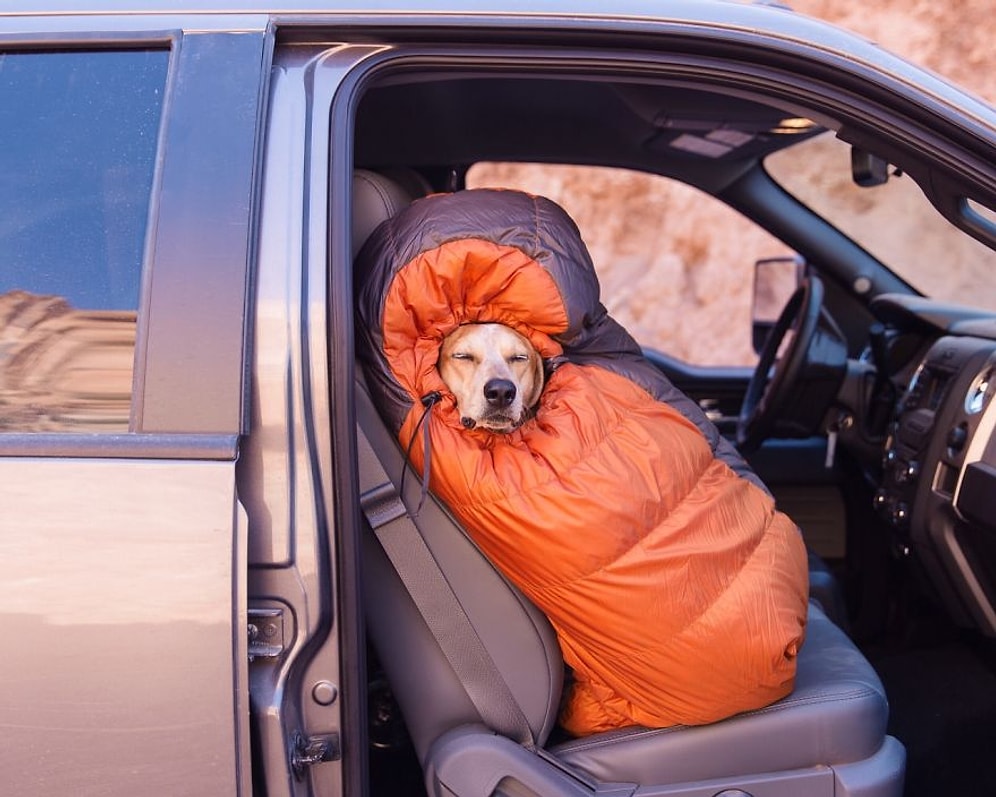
[355, 188, 809, 735]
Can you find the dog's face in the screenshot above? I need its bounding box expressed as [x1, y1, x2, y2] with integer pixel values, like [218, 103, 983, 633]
[438, 323, 544, 433]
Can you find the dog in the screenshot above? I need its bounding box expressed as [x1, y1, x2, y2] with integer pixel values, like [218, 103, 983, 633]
[438, 323, 544, 433]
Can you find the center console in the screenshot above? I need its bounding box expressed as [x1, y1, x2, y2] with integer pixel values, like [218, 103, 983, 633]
[876, 335, 996, 633]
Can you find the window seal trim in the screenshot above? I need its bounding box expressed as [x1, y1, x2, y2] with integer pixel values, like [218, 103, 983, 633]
[0, 432, 238, 460]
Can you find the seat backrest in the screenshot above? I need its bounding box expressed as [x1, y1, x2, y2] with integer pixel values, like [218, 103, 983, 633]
[352, 170, 564, 761]
[352, 169, 427, 258]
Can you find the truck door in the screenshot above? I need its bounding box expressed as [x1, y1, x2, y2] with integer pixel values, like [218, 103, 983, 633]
[0, 21, 267, 795]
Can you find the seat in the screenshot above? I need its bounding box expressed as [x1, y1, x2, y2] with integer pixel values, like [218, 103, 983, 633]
[352, 167, 433, 258]
[352, 170, 905, 797]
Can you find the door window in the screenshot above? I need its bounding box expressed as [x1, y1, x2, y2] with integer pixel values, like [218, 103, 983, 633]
[0, 49, 168, 431]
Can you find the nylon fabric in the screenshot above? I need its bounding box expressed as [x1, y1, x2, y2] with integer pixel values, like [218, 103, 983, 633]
[355, 188, 809, 735]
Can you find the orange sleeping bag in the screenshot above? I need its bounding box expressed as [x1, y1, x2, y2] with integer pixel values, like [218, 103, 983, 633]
[356, 188, 809, 735]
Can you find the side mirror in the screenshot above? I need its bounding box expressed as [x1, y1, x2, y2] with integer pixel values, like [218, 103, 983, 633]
[752, 255, 805, 353]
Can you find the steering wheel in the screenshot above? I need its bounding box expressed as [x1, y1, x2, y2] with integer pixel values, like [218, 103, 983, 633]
[737, 275, 825, 453]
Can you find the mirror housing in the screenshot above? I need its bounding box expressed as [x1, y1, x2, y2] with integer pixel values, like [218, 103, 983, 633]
[851, 147, 890, 187]
[752, 255, 805, 353]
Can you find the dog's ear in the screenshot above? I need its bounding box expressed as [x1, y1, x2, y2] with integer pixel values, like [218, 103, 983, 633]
[523, 349, 545, 410]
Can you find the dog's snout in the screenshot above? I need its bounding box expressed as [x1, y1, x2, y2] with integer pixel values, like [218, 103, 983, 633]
[484, 378, 517, 408]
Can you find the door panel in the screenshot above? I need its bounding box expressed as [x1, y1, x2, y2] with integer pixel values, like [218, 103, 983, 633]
[0, 456, 248, 796]
[644, 348, 753, 434]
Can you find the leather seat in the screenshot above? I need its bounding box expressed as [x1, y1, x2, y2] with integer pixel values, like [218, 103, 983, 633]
[352, 167, 433, 258]
[353, 170, 905, 797]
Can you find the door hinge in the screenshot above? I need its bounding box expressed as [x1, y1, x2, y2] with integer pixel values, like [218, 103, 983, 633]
[291, 731, 341, 778]
[248, 607, 285, 662]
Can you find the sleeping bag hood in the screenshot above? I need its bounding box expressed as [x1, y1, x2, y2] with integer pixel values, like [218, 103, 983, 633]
[355, 188, 809, 735]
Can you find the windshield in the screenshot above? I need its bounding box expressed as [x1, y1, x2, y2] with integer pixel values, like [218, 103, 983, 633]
[765, 132, 996, 312]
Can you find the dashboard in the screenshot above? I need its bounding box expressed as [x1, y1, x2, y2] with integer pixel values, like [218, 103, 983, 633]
[869, 296, 996, 635]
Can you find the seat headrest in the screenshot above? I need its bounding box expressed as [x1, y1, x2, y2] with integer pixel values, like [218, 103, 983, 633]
[352, 168, 431, 258]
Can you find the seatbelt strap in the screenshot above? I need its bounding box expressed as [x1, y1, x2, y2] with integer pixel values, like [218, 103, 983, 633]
[355, 397, 536, 748]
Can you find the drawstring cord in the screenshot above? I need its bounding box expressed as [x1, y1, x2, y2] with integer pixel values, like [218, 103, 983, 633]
[401, 391, 442, 517]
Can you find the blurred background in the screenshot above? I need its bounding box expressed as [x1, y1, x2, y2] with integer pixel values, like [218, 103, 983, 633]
[794, 0, 992, 105]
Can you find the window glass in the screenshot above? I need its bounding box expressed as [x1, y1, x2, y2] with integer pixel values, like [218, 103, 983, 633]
[0, 49, 168, 432]
[467, 163, 796, 366]
[766, 132, 996, 311]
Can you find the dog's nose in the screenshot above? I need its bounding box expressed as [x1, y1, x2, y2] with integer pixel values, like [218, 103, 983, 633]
[484, 378, 516, 408]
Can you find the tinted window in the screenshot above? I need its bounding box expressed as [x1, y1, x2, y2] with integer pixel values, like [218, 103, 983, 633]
[0, 49, 168, 432]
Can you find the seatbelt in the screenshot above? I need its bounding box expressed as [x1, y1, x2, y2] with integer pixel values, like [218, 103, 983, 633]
[354, 391, 536, 748]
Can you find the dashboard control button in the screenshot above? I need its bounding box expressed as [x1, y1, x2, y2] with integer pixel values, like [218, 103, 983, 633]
[947, 424, 968, 452]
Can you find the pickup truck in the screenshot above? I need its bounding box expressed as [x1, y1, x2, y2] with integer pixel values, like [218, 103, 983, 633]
[2, 2, 995, 796]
